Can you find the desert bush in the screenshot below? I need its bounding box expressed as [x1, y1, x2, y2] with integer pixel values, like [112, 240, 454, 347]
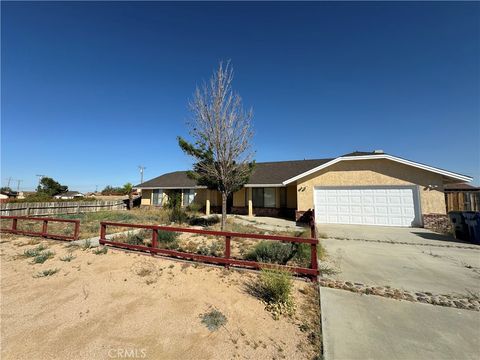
[33, 250, 55, 264]
[186, 202, 202, 213]
[168, 208, 188, 224]
[23, 244, 48, 258]
[157, 230, 178, 243]
[93, 247, 108, 255]
[245, 241, 296, 265]
[189, 215, 220, 227]
[252, 268, 295, 319]
[60, 253, 76, 262]
[197, 241, 224, 257]
[34, 268, 59, 278]
[200, 308, 227, 331]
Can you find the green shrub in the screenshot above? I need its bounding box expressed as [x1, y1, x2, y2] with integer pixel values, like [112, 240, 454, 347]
[93, 247, 108, 255]
[34, 268, 59, 278]
[60, 253, 76, 262]
[157, 230, 178, 243]
[24, 244, 48, 258]
[254, 268, 295, 319]
[168, 208, 188, 224]
[258, 268, 293, 304]
[197, 242, 224, 257]
[32, 250, 55, 264]
[245, 241, 295, 265]
[201, 309, 227, 331]
[187, 202, 202, 213]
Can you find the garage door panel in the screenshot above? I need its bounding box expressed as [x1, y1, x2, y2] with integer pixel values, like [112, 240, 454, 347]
[314, 187, 419, 227]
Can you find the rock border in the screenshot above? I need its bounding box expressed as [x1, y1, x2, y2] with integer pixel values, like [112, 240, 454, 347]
[318, 278, 480, 312]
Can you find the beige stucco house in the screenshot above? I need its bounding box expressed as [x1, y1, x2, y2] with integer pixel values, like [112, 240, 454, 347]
[136, 151, 472, 227]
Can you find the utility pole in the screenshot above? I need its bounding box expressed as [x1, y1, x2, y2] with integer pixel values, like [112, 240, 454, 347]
[15, 179, 22, 192]
[138, 165, 146, 184]
[5, 177, 13, 188]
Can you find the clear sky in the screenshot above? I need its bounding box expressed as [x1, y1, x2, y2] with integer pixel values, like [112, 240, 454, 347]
[2, 1, 479, 192]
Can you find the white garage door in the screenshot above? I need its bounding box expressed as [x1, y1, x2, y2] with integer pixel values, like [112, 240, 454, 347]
[314, 187, 420, 227]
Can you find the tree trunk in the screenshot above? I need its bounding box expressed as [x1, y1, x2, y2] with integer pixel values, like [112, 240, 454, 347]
[128, 193, 133, 210]
[221, 191, 227, 230]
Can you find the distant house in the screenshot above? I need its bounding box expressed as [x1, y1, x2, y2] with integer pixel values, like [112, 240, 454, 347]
[54, 191, 85, 200]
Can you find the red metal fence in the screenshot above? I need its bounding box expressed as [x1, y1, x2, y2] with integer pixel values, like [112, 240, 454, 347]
[0, 215, 80, 241]
[99, 222, 319, 279]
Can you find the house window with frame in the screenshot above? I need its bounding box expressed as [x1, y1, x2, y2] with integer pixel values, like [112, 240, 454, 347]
[152, 189, 164, 206]
[252, 187, 277, 208]
[182, 189, 196, 207]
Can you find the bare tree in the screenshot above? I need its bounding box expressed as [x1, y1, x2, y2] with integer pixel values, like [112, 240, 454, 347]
[178, 61, 255, 229]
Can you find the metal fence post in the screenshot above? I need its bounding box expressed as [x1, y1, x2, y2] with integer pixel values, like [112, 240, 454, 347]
[12, 218, 17, 232]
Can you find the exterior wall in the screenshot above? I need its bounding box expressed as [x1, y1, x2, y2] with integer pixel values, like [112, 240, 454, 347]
[141, 189, 152, 205]
[296, 159, 446, 215]
[192, 189, 207, 206]
[233, 188, 246, 207]
[286, 185, 297, 209]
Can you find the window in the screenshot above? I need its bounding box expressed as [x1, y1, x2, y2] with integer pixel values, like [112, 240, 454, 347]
[152, 189, 164, 206]
[252, 187, 278, 208]
[264, 188, 276, 207]
[182, 189, 196, 207]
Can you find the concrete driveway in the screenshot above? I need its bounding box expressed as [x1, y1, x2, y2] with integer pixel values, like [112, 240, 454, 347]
[320, 225, 480, 295]
[319, 224, 480, 359]
[322, 288, 480, 360]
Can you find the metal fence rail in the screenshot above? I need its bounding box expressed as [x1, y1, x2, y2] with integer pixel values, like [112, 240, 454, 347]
[0, 215, 80, 241]
[99, 222, 319, 279]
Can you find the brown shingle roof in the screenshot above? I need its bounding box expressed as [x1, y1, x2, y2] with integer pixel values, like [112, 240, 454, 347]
[136, 159, 333, 188]
[136, 171, 199, 188]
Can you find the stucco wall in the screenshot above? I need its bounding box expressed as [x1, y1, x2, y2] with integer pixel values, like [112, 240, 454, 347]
[296, 159, 446, 215]
[233, 188, 246, 207]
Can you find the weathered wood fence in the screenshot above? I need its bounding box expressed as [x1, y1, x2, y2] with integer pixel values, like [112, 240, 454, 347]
[445, 192, 480, 212]
[0, 200, 126, 217]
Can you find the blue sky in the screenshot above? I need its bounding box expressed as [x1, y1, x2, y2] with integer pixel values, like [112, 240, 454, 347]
[1, 1, 479, 192]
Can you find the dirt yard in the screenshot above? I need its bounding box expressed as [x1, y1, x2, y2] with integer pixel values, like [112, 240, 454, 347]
[0, 234, 320, 360]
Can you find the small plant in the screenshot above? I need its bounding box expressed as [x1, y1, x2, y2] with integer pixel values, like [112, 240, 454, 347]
[186, 202, 202, 213]
[245, 241, 295, 265]
[32, 250, 55, 264]
[23, 244, 48, 258]
[81, 239, 91, 250]
[249, 268, 295, 320]
[168, 208, 188, 224]
[201, 308, 227, 331]
[157, 230, 178, 244]
[60, 253, 76, 262]
[93, 247, 108, 255]
[197, 242, 224, 257]
[34, 268, 59, 278]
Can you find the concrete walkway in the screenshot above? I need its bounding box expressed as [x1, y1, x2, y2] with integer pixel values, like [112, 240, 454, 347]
[232, 215, 306, 233]
[321, 287, 480, 360]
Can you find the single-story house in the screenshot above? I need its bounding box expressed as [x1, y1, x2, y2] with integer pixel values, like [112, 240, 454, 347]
[136, 151, 472, 227]
[54, 191, 85, 200]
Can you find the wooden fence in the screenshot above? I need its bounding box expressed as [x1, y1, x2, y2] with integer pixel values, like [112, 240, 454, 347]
[0, 200, 126, 217]
[445, 192, 480, 212]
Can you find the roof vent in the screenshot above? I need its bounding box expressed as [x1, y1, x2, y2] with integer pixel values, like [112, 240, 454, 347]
[373, 149, 384, 154]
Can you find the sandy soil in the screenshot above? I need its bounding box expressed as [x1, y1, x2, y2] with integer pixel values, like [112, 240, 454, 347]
[1, 234, 320, 360]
